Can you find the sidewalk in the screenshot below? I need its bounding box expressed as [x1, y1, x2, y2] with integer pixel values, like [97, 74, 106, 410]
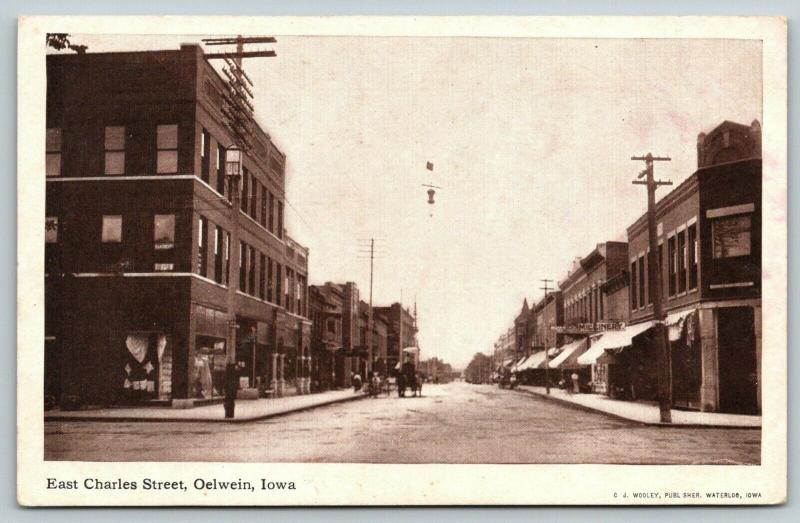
[516, 385, 761, 429]
[44, 389, 366, 423]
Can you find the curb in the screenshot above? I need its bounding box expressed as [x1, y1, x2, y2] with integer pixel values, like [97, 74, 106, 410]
[44, 393, 367, 424]
[513, 388, 762, 430]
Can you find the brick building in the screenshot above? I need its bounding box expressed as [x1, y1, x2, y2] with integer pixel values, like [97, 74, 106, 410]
[580, 120, 761, 413]
[44, 44, 311, 407]
[556, 242, 629, 391]
[373, 303, 418, 372]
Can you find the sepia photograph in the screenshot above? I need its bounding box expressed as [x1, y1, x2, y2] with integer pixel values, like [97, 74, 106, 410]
[17, 15, 787, 506]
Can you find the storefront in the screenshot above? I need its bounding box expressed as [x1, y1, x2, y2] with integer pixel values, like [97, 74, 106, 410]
[549, 337, 591, 392]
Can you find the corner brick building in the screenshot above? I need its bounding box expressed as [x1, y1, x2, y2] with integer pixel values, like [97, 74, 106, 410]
[45, 44, 311, 406]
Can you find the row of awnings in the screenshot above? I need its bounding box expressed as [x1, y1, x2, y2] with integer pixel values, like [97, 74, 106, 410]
[506, 308, 697, 370]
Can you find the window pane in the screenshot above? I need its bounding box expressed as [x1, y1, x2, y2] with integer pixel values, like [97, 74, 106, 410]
[157, 124, 178, 149]
[105, 126, 125, 150]
[45, 217, 58, 243]
[105, 151, 125, 175]
[102, 215, 122, 243]
[46, 128, 61, 152]
[157, 150, 178, 173]
[46, 153, 61, 177]
[154, 214, 175, 247]
[713, 215, 752, 258]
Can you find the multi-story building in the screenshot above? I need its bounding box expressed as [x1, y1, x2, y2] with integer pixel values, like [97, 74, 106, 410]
[581, 120, 761, 414]
[557, 242, 629, 391]
[44, 44, 311, 407]
[307, 282, 361, 388]
[373, 303, 418, 372]
[513, 299, 534, 359]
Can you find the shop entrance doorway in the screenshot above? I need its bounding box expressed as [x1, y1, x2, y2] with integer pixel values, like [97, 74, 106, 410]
[717, 307, 758, 414]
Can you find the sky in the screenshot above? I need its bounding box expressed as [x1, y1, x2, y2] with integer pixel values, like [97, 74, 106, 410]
[62, 34, 761, 368]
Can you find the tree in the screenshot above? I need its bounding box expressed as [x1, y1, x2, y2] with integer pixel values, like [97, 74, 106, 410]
[464, 352, 493, 384]
[46, 33, 88, 54]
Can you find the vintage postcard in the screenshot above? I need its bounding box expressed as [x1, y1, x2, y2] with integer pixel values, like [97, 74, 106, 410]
[17, 16, 787, 505]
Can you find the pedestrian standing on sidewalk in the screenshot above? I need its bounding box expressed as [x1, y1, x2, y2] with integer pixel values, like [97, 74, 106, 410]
[571, 372, 580, 394]
[352, 372, 362, 392]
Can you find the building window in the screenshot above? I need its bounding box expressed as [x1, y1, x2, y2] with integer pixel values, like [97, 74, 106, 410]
[154, 214, 175, 250]
[667, 236, 677, 296]
[677, 230, 687, 294]
[712, 214, 752, 258]
[285, 270, 291, 308]
[277, 201, 284, 238]
[156, 124, 179, 174]
[239, 242, 247, 292]
[638, 255, 645, 308]
[646, 251, 653, 306]
[688, 223, 698, 290]
[249, 179, 258, 221]
[197, 216, 208, 277]
[657, 243, 664, 297]
[216, 145, 226, 196]
[267, 257, 274, 302]
[275, 263, 282, 303]
[259, 253, 266, 300]
[630, 260, 637, 310]
[46, 128, 62, 177]
[327, 318, 335, 333]
[241, 168, 249, 214]
[214, 225, 223, 284]
[248, 246, 256, 295]
[268, 192, 275, 233]
[260, 184, 267, 227]
[224, 231, 231, 285]
[45, 217, 58, 243]
[104, 126, 125, 175]
[101, 215, 122, 243]
[200, 129, 210, 183]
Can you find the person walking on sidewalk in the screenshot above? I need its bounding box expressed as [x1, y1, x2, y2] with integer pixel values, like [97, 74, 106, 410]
[571, 372, 580, 394]
[352, 372, 362, 392]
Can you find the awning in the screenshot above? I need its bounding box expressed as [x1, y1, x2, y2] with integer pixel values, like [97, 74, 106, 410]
[402, 346, 420, 354]
[666, 308, 697, 341]
[549, 337, 590, 369]
[577, 321, 655, 365]
[517, 350, 547, 371]
[510, 355, 528, 372]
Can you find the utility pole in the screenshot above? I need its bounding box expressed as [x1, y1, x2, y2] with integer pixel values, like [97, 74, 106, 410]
[358, 238, 383, 375]
[540, 279, 553, 394]
[367, 238, 374, 376]
[632, 152, 673, 423]
[204, 35, 277, 418]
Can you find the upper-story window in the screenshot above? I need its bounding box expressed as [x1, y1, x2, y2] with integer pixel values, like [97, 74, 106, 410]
[156, 124, 179, 174]
[216, 145, 226, 196]
[712, 214, 752, 258]
[45, 217, 58, 243]
[268, 191, 275, 233]
[241, 168, 249, 214]
[214, 225, 224, 284]
[197, 216, 208, 277]
[688, 223, 698, 289]
[46, 128, 62, 177]
[259, 184, 267, 228]
[327, 318, 336, 334]
[637, 254, 645, 308]
[200, 129, 210, 183]
[101, 215, 123, 243]
[667, 235, 677, 297]
[277, 201, 284, 239]
[630, 259, 638, 310]
[104, 126, 126, 175]
[677, 230, 687, 294]
[154, 214, 175, 250]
